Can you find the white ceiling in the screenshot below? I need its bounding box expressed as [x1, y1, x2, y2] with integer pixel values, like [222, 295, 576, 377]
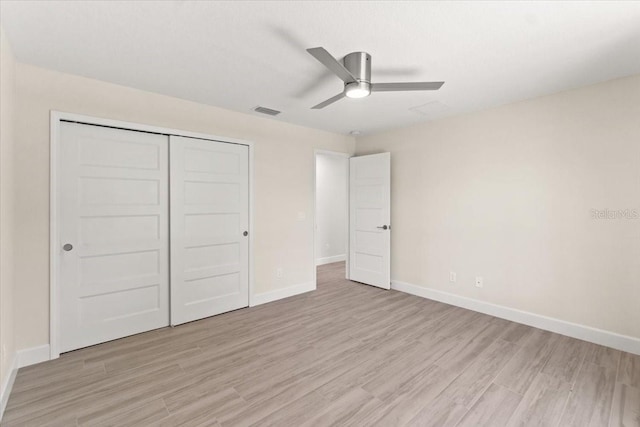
[2, 1, 640, 136]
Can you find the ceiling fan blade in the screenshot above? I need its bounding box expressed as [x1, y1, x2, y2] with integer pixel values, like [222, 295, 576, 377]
[371, 81, 445, 92]
[312, 92, 346, 109]
[306, 47, 357, 83]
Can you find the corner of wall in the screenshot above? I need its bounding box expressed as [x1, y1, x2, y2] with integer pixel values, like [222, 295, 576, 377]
[0, 353, 17, 421]
[0, 25, 18, 420]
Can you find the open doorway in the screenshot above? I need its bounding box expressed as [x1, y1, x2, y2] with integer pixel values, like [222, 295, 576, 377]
[314, 150, 349, 284]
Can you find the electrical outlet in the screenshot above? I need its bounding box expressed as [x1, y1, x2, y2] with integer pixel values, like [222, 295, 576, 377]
[475, 276, 483, 288]
[449, 271, 456, 283]
[276, 268, 283, 278]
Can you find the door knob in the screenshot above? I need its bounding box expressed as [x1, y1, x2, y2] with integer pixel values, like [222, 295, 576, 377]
[63, 243, 73, 251]
[243, 231, 248, 237]
[376, 225, 388, 230]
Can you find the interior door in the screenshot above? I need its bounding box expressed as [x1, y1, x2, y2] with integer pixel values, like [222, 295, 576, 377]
[59, 122, 170, 352]
[169, 136, 249, 325]
[349, 152, 391, 289]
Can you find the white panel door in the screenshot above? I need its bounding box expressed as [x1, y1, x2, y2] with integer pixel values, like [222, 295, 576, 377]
[169, 136, 249, 325]
[349, 153, 391, 289]
[59, 122, 170, 352]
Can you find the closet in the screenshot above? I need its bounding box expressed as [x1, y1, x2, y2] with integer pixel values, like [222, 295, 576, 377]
[58, 121, 249, 352]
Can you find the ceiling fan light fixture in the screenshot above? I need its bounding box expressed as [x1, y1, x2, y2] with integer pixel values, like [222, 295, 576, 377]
[345, 81, 371, 99]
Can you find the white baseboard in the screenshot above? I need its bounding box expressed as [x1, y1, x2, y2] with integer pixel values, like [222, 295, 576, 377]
[17, 344, 50, 368]
[251, 281, 315, 306]
[0, 344, 52, 421]
[316, 254, 346, 266]
[0, 354, 18, 422]
[392, 280, 640, 356]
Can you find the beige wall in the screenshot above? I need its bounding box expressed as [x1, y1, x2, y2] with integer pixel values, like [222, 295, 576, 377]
[13, 62, 355, 350]
[356, 74, 640, 339]
[0, 27, 16, 387]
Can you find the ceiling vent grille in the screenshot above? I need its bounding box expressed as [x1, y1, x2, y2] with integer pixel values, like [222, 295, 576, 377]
[253, 106, 281, 116]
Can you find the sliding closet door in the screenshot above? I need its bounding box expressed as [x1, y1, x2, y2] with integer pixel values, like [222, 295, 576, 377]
[59, 122, 170, 352]
[169, 136, 249, 325]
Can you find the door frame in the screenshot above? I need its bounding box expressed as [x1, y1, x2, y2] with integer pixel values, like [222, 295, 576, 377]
[49, 111, 255, 359]
[313, 149, 351, 287]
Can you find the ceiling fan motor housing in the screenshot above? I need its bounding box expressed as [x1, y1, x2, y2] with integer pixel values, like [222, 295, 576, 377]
[343, 51, 371, 83]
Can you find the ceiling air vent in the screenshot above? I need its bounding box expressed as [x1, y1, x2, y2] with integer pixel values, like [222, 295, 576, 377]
[253, 106, 281, 116]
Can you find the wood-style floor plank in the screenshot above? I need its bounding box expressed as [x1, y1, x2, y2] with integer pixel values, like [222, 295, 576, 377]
[559, 362, 617, 426]
[609, 382, 640, 426]
[456, 383, 522, 427]
[508, 372, 571, 426]
[619, 352, 640, 388]
[494, 329, 561, 394]
[2, 262, 633, 426]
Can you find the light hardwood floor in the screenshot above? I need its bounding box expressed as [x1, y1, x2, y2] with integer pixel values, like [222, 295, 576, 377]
[3, 262, 639, 426]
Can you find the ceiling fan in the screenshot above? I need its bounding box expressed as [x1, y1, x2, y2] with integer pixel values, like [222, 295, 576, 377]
[306, 47, 444, 109]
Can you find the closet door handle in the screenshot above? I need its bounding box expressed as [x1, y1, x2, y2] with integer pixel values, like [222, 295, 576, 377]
[63, 243, 73, 251]
[243, 231, 248, 237]
[376, 225, 388, 230]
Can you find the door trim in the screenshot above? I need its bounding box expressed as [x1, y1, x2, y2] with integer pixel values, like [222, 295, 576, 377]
[50, 111, 255, 359]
